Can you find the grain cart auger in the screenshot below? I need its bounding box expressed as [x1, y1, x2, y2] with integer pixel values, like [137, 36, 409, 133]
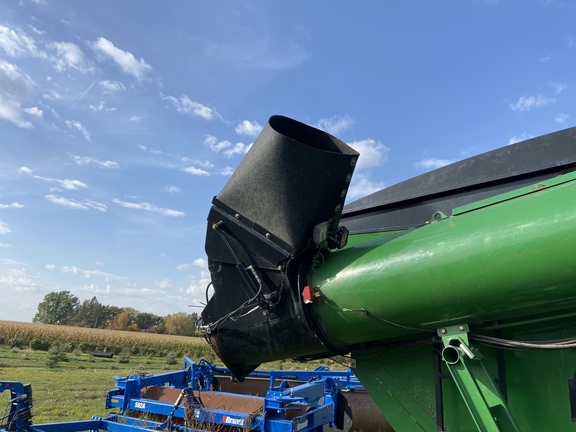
[201, 115, 576, 431]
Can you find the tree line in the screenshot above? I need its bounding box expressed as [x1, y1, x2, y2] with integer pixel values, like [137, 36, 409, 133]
[32, 291, 198, 337]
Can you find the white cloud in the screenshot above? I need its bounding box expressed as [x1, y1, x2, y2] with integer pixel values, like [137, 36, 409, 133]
[508, 133, 533, 145]
[223, 143, 249, 158]
[19, 167, 88, 190]
[0, 60, 35, 128]
[112, 198, 185, 217]
[89, 101, 116, 112]
[0, 25, 43, 58]
[346, 173, 385, 201]
[555, 113, 569, 124]
[69, 154, 119, 168]
[348, 139, 389, 170]
[163, 94, 217, 120]
[23, 106, 43, 118]
[165, 186, 182, 193]
[49, 41, 91, 73]
[204, 136, 231, 152]
[66, 119, 92, 142]
[0, 202, 24, 209]
[182, 166, 210, 176]
[235, 120, 262, 137]
[415, 158, 454, 170]
[0, 221, 11, 234]
[99, 79, 125, 93]
[28, 25, 45, 36]
[43, 89, 63, 101]
[176, 257, 208, 272]
[129, 115, 141, 122]
[315, 115, 354, 136]
[218, 166, 234, 176]
[548, 81, 567, 94]
[45, 195, 106, 212]
[509, 95, 554, 112]
[92, 37, 151, 81]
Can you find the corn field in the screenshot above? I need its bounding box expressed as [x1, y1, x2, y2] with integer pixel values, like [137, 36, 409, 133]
[0, 320, 214, 358]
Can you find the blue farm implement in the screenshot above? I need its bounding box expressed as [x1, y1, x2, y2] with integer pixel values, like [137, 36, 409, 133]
[0, 357, 389, 432]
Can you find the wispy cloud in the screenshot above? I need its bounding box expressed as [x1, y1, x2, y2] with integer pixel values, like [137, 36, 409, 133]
[165, 186, 182, 194]
[49, 41, 91, 73]
[509, 95, 554, 112]
[0, 221, 11, 234]
[66, 120, 92, 142]
[223, 143, 249, 158]
[0, 60, 35, 129]
[0, 25, 43, 58]
[162, 94, 218, 120]
[92, 37, 151, 81]
[315, 115, 354, 136]
[45, 195, 107, 212]
[0, 202, 24, 209]
[547, 81, 567, 94]
[69, 154, 119, 168]
[112, 198, 185, 217]
[182, 166, 210, 176]
[415, 158, 455, 170]
[99, 79, 125, 93]
[23, 106, 43, 119]
[43, 89, 63, 101]
[89, 101, 116, 112]
[204, 136, 230, 152]
[235, 120, 262, 137]
[508, 133, 533, 145]
[555, 113, 569, 124]
[19, 167, 88, 190]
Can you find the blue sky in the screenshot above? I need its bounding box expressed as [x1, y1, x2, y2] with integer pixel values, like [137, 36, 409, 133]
[1, 0, 575, 322]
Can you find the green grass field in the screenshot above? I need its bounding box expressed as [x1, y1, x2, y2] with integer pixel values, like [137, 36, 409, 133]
[0, 345, 196, 424]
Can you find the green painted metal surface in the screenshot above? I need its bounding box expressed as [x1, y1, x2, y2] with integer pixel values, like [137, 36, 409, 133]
[311, 171, 576, 346]
[311, 172, 576, 431]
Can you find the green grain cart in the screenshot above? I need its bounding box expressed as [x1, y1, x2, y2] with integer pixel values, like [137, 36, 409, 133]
[200, 116, 576, 431]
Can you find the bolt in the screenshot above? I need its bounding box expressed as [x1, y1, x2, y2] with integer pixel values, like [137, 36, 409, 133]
[235, 213, 241, 220]
[440, 328, 447, 334]
[265, 233, 271, 239]
[345, 174, 352, 182]
[458, 325, 465, 331]
[350, 158, 356, 167]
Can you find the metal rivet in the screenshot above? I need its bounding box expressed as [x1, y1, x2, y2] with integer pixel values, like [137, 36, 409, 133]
[335, 204, 341, 212]
[459, 325, 465, 331]
[440, 328, 447, 334]
[345, 174, 352, 183]
[340, 189, 347, 198]
[350, 158, 356, 167]
[265, 233, 271, 239]
[235, 214, 241, 220]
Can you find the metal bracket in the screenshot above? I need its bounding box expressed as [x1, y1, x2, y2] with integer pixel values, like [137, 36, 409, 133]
[437, 325, 520, 432]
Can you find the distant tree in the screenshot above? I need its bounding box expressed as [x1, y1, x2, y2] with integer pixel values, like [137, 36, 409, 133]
[135, 312, 164, 332]
[33, 291, 79, 325]
[108, 312, 129, 331]
[100, 305, 123, 327]
[123, 307, 139, 326]
[164, 312, 197, 336]
[71, 296, 103, 328]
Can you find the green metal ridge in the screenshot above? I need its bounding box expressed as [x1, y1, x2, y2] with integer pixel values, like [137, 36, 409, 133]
[452, 169, 576, 217]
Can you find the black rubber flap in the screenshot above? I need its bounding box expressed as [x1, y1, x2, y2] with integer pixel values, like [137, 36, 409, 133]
[216, 115, 359, 251]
